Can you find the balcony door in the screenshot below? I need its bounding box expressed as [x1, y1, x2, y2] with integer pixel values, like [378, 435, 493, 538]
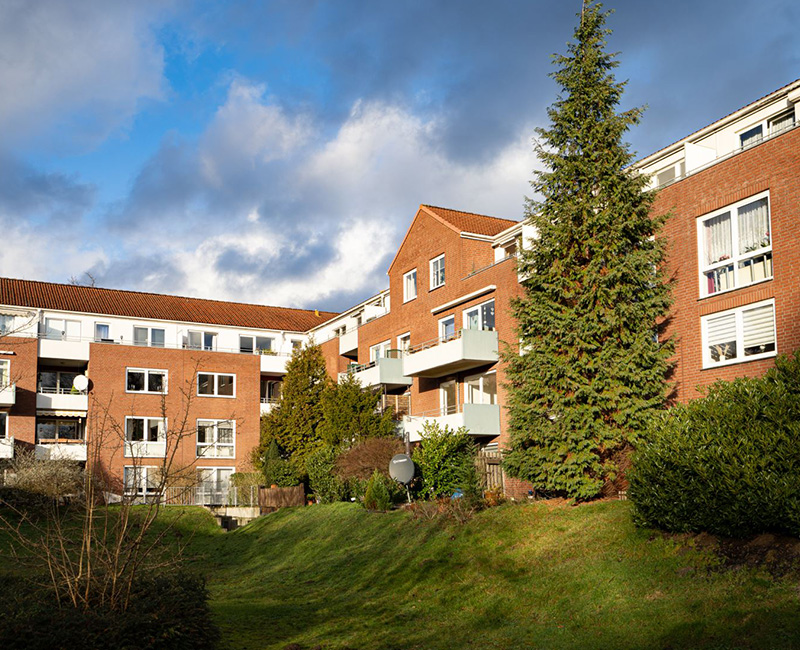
[440, 379, 458, 416]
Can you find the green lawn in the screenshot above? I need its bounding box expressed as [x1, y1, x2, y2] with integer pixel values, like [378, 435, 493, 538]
[3, 501, 799, 649]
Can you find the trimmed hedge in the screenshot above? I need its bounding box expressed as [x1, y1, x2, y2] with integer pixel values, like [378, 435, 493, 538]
[629, 352, 800, 537]
[0, 572, 220, 650]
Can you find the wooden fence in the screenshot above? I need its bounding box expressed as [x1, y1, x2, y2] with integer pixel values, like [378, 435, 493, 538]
[258, 485, 306, 513]
[476, 450, 504, 491]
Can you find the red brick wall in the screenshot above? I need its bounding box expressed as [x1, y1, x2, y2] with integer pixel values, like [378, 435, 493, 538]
[2, 336, 39, 445]
[87, 343, 260, 485]
[652, 127, 800, 401]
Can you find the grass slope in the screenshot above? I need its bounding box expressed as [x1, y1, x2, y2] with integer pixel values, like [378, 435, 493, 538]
[183, 501, 800, 650]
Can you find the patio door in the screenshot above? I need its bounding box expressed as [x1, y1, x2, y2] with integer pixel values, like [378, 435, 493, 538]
[440, 379, 458, 416]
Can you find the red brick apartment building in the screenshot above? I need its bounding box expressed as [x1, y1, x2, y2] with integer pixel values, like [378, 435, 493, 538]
[1, 79, 798, 497]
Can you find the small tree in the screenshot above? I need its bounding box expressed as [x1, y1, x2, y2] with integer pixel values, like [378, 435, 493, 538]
[255, 342, 330, 476]
[503, 1, 673, 500]
[318, 373, 396, 447]
[412, 422, 478, 499]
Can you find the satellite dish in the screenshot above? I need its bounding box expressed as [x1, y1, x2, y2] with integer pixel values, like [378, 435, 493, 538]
[389, 454, 414, 485]
[72, 375, 89, 392]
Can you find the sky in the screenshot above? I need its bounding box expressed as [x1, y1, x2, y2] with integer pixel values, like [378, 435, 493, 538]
[0, 0, 798, 313]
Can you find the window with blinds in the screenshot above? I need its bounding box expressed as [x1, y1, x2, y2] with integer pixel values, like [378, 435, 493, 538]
[702, 300, 776, 367]
[698, 192, 772, 297]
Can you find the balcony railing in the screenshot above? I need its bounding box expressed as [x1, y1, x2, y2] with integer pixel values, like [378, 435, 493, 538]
[162, 485, 259, 507]
[0, 383, 16, 408]
[402, 328, 499, 378]
[402, 403, 501, 441]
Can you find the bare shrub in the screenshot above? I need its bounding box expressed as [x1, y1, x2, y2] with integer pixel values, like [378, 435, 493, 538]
[7, 450, 83, 498]
[335, 437, 404, 481]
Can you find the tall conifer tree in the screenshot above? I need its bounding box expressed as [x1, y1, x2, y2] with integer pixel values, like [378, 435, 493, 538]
[503, 2, 673, 500]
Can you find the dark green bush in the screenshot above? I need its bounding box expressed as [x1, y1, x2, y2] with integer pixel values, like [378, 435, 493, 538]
[629, 352, 800, 537]
[412, 422, 480, 499]
[262, 440, 301, 487]
[307, 446, 347, 503]
[363, 470, 391, 511]
[0, 572, 220, 650]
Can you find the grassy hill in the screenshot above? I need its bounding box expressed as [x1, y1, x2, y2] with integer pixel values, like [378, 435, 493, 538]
[178, 500, 799, 650]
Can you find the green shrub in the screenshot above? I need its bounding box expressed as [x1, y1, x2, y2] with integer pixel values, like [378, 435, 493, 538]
[261, 440, 301, 487]
[629, 352, 800, 537]
[412, 422, 479, 500]
[0, 573, 220, 650]
[307, 447, 347, 503]
[363, 470, 391, 511]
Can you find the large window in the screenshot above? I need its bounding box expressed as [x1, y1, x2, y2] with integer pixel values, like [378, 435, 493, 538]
[261, 378, 282, 403]
[439, 315, 456, 342]
[698, 193, 772, 297]
[36, 418, 82, 442]
[134, 326, 166, 347]
[465, 372, 497, 405]
[124, 417, 166, 457]
[126, 368, 167, 394]
[197, 420, 235, 458]
[369, 340, 392, 362]
[124, 466, 163, 497]
[0, 314, 14, 334]
[430, 254, 445, 290]
[0, 359, 9, 388]
[44, 318, 81, 341]
[702, 300, 776, 368]
[94, 322, 111, 342]
[440, 379, 458, 415]
[463, 299, 496, 331]
[403, 269, 417, 302]
[239, 335, 274, 354]
[38, 370, 79, 394]
[197, 372, 235, 397]
[185, 330, 216, 351]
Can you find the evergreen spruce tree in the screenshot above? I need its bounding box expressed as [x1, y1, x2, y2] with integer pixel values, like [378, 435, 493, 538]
[318, 373, 396, 448]
[503, 1, 673, 500]
[255, 341, 330, 475]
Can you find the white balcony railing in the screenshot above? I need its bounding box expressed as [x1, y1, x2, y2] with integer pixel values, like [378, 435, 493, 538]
[35, 441, 88, 461]
[162, 485, 259, 507]
[402, 328, 499, 378]
[36, 387, 88, 412]
[260, 397, 279, 415]
[0, 383, 16, 408]
[339, 356, 412, 389]
[402, 403, 501, 442]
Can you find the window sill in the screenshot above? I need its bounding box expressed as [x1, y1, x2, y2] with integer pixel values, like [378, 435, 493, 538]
[125, 390, 168, 396]
[196, 393, 236, 399]
[698, 276, 773, 301]
[429, 284, 445, 292]
[701, 350, 777, 371]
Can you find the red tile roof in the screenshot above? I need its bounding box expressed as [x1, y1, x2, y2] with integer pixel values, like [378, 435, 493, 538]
[421, 205, 519, 236]
[0, 277, 339, 332]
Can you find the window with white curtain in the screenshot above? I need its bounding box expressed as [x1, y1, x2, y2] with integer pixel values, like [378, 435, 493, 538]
[702, 300, 776, 368]
[698, 192, 772, 297]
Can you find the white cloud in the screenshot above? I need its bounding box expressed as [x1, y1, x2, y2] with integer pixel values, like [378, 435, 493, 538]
[0, 0, 168, 150]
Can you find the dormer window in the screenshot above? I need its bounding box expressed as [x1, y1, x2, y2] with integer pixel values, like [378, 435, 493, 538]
[739, 124, 763, 149]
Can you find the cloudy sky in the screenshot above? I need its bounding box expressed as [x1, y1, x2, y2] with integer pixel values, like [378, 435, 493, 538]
[1, 0, 798, 312]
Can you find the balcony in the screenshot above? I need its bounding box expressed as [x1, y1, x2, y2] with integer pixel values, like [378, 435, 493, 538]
[259, 353, 290, 375]
[124, 441, 167, 458]
[0, 383, 16, 408]
[36, 388, 88, 414]
[339, 357, 412, 389]
[402, 403, 501, 442]
[39, 337, 90, 362]
[338, 329, 358, 357]
[0, 437, 13, 459]
[402, 329, 498, 378]
[260, 398, 279, 416]
[35, 441, 87, 462]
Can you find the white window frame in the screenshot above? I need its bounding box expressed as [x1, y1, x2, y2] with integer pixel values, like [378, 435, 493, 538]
[369, 340, 392, 363]
[403, 269, 417, 302]
[464, 371, 498, 405]
[463, 299, 496, 331]
[439, 315, 456, 342]
[738, 110, 796, 150]
[397, 332, 411, 355]
[37, 370, 81, 395]
[123, 465, 163, 497]
[124, 416, 167, 458]
[133, 325, 166, 347]
[196, 419, 236, 459]
[197, 372, 236, 398]
[94, 322, 111, 342]
[738, 123, 763, 149]
[239, 334, 274, 354]
[439, 378, 458, 416]
[36, 417, 83, 442]
[186, 330, 217, 351]
[430, 254, 445, 290]
[0, 359, 9, 388]
[44, 317, 81, 341]
[0, 314, 14, 335]
[126, 368, 168, 394]
[701, 299, 777, 369]
[697, 191, 772, 298]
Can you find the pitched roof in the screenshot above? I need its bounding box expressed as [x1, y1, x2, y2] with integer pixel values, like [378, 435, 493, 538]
[421, 205, 519, 236]
[0, 277, 338, 332]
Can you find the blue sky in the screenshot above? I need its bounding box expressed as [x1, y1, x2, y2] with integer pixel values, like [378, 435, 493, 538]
[1, 0, 798, 312]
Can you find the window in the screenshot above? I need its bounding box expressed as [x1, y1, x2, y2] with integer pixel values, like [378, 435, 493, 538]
[126, 417, 165, 443]
[126, 368, 167, 394]
[197, 420, 235, 458]
[463, 299, 496, 331]
[369, 340, 392, 362]
[292, 340, 302, 350]
[440, 379, 458, 416]
[397, 333, 411, 355]
[0, 314, 14, 334]
[698, 193, 772, 297]
[44, 318, 81, 341]
[261, 378, 282, 402]
[134, 326, 165, 347]
[0, 412, 7, 439]
[240, 335, 274, 354]
[94, 322, 110, 342]
[124, 466, 163, 497]
[439, 315, 456, 342]
[186, 330, 216, 350]
[197, 372, 235, 397]
[702, 300, 776, 368]
[197, 467, 233, 493]
[430, 255, 445, 290]
[403, 269, 417, 302]
[0, 359, 9, 388]
[739, 124, 763, 149]
[38, 370, 79, 394]
[36, 418, 82, 442]
[465, 372, 497, 405]
[769, 111, 795, 135]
